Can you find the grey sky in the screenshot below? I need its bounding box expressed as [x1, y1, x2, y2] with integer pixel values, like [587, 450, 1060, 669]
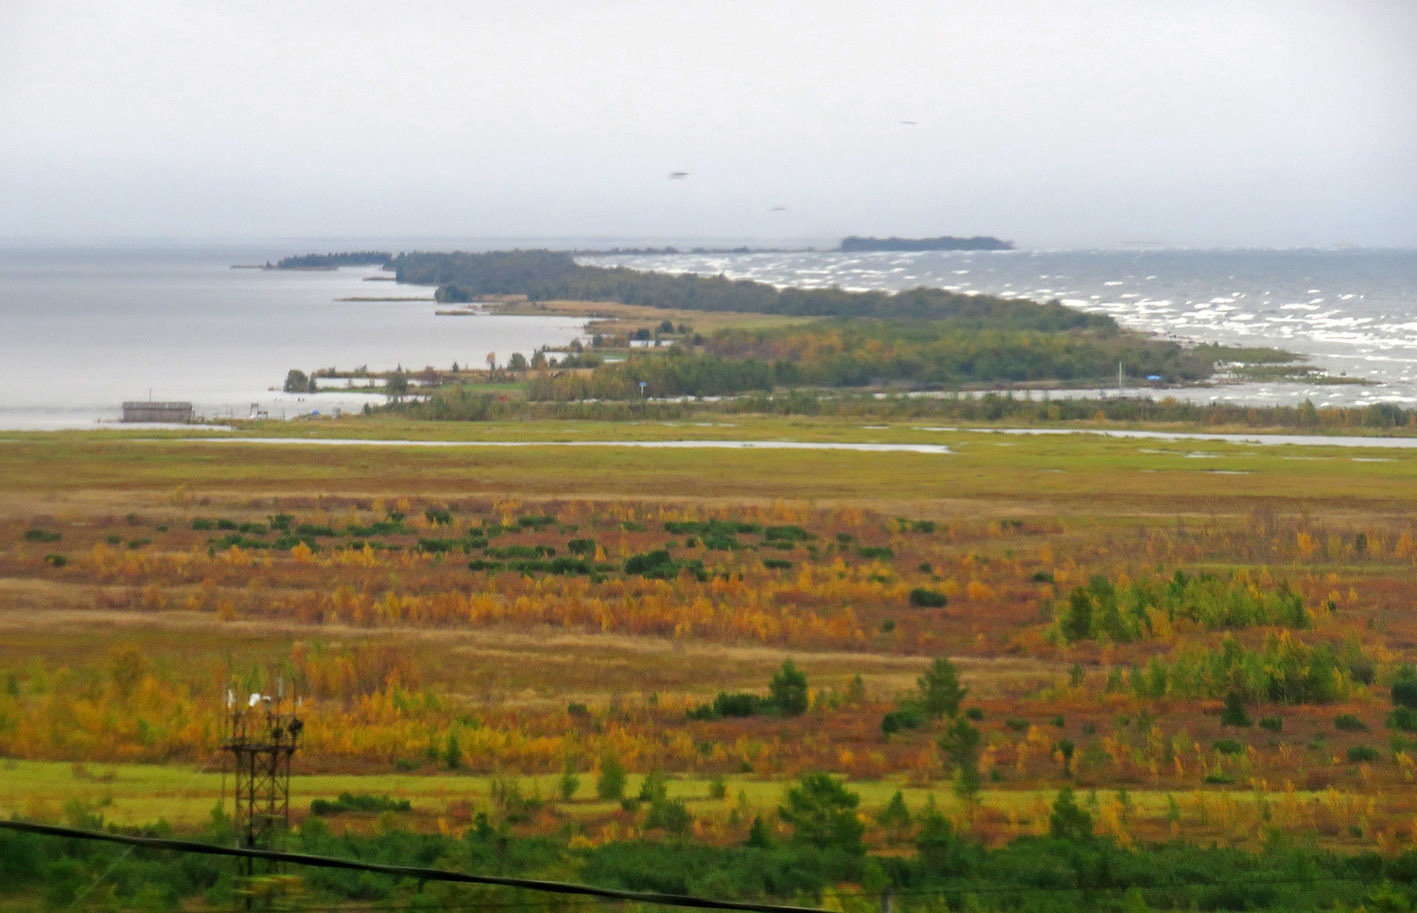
[2, 0, 1414, 247]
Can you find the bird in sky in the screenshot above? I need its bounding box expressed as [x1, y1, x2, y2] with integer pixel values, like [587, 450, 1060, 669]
[898, 120, 918, 125]
[668, 171, 690, 179]
[769, 206, 788, 212]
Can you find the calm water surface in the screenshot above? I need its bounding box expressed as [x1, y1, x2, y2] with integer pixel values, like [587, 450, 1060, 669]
[0, 246, 586, 429]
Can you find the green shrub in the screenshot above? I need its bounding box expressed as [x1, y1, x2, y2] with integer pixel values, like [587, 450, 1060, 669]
[769, 660, 809, 716]
[310, 793, 413, 815]
[624, 550, 706, 581]
[909, 588, 948, 608]
[211, 534, 269, 550]
[488, 544, 555, 559]
[1220, 692, 1252, 727]
[1391, 706, 1417, 732]
[880, 707, 926, 735]
[763, 525, 814, 542]
[1335, 714, 1368, 732]
[1259, 716, 1284, 732]
[858, 546, 894, 560]
[644, 798, 693, 835]
[1393, 677, 1417, 710]
[597, 754, 627, 800]
[688, 693, 764, 720]
[43, 554, 66, 567]
[23, 528, 60, 542]
[1212, 739, 1246, 755]
[1347, 745, 1380, 763]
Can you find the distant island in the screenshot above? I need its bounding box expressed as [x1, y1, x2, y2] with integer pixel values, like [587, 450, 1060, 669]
[572, 245, 811, 256]
[839, 235, 1013, 252]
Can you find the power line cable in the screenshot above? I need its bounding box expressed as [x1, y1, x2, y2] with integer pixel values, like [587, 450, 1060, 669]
[54, 750, 225, 913]
[0, 821, 829, 913]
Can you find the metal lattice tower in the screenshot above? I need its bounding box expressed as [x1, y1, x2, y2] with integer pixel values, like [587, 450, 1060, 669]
[223, 684, 302, 908]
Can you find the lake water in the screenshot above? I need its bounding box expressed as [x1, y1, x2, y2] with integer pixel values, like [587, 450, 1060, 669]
[581, 248, 1417, 408]
[0, 245, 586, 429]
[6, 244, 1415, 430]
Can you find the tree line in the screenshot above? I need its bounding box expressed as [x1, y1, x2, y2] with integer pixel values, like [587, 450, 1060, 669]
[525, 321, 1265, 401]
[389, 250, 1113, 329]
[8, 779, 1417, 912]
[274, 251, 391, 268]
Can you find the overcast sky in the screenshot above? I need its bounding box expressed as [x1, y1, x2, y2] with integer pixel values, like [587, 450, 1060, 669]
[2, 0, 1414, 248]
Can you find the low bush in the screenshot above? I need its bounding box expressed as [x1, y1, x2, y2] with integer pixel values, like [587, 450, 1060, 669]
[688, 692, 764, 720]
[881, 707, 926, 735]
[1335, 714, 1368, 732]
[909, 588, 948, 608]
[310, 793, 413, 816]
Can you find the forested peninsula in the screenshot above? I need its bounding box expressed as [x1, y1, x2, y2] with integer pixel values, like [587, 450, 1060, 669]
[392, 250, 1096, 327]
[383, 249, 1294, 395]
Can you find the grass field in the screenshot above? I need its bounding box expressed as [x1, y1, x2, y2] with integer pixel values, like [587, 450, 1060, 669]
[5, 413, 1417, 854]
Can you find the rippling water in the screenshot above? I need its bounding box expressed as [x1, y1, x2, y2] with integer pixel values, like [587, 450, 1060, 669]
[580, 248, 1417, 407]
[0, 246, 586, 429]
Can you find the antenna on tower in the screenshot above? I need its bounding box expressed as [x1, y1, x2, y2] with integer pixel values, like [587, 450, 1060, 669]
[223, 674, 303, 910]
